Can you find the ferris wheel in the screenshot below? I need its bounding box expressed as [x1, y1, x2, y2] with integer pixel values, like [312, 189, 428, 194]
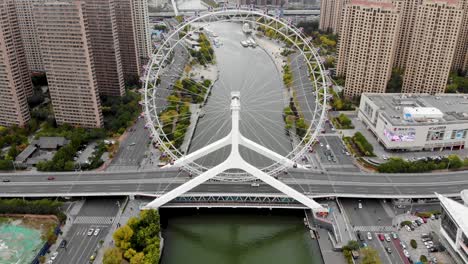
[143, 7, 328, 182]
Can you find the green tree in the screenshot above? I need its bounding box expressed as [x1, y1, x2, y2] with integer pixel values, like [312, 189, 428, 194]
[113, 225, 134, 250]
[361, 247, 382, 264]
[410, 239, 417, 249]
[103, 247, 123, 264]
[447, 154, 463, 169]
[130, 252, 145, 264]
[386, 68, 403, 93]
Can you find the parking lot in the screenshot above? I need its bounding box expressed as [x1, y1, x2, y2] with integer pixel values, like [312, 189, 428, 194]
[395, 214, 454, 264]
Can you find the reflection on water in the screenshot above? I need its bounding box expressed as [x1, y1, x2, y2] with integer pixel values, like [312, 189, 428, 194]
[161, 209, 324, 264]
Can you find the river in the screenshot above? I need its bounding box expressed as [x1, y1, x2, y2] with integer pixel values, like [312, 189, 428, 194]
[160, 209, 324, 264]
[189, 22, 292, 168]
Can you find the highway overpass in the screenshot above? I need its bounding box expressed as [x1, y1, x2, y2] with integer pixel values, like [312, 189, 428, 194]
[0, 168, 466, 199]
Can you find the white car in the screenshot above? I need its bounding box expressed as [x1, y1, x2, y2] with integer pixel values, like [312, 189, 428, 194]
[94, 228, 100, 236]
[403, 249, 410, 258]
[51, 252, 58, 260]
[358, 202, 363, 209]
[384, 234, 391, 242]
[87, 228, 94, 236]
[251, 183, 260, 187]
[367, 232, 372, 240]
[405, 225, 411, 232]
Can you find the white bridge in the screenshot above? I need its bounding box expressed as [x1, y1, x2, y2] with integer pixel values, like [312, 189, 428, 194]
[144, 92, 327, 213]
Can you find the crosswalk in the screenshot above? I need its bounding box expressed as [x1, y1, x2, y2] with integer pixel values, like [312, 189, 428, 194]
[353, 226, 396, 232]
[73, 216, 114, 225]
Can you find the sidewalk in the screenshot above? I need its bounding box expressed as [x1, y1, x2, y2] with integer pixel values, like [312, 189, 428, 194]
[45, 200, 85, 262]
[94, 198, 141, 264]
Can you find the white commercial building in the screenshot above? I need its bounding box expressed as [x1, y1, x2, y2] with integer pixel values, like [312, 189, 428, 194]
[358, 93, 468, 151]
[438, 190, 468, 263]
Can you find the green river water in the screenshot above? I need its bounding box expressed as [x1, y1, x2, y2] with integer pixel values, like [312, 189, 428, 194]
[160, 210, 324, 264]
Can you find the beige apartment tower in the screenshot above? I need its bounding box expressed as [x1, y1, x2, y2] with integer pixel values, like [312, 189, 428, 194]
[14, 0, 45, 72]
[337, 0, 400, 98]
[319, 0, 350, 34]
[452, 0, 468, 73]
[0, 0, 32, 127]
[35, 1, 103, 128]
[402, 0, 464, 94]
[131, 0, 151, 66]
[84, 0, 125, 97]
[115, 0, 141, 81]
[392, 0, 421, 69]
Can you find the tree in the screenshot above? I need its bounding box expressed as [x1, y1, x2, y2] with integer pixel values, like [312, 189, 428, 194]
[103, 247, 123, 264]
[113, 225, 134, 250]
[386, 68, 403, 93]
[361, 247, 382, 264]
[410, 239, 417, 249]
[344, 240, 360, 251]
[130, 252, 145, 264]
[447, 154, 463, 169]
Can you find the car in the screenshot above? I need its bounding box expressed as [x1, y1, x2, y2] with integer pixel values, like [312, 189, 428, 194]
[385, 247, 392, 254]
[405, 225, 411, 232]
[391, 232, 398, 239]
[94, 228, 100, 236]
[250, 183, 260, 187]
[361, 242, 368, 248]
[400, 241, 407, 249]
[403, 249, 410, 258]
[129, 142, 136, 146]
[367, 232, 372, 240]
[50, 251, 58, 260]
[59, 240, 67, 248]
[378, 234, 385, 241]
[47, 176, 55, 181]
[2, 179, 10, 182]
[87, 228, 94, 236]
[384, 234, 391, 242]
[358, 202, 363, 209]
[356, 230, 363, 241]
[430, 214, 436, 220]
[422, 237, 431, 242]
[435, 214, 440, 219]
[422, 217, 428, 223]
[320, 143, 324, 147]
[345, 151, 350, 156]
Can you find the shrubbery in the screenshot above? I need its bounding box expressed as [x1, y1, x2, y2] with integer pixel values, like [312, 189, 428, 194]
[0, 199, 65, 222]
[352, 132, 374, 156]
[378, 155, 464, 173]
[105, 210, 161, 264]
[410, 239, 417, 249]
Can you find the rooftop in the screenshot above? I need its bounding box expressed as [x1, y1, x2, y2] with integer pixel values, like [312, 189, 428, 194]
[363, 93, 468, 126]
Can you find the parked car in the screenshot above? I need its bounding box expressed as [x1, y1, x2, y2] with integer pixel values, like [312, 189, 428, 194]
[251, 183, 260, 187]
[94, 228, 100, 236]
[391, 232, 398, 239]
[405, 225, 412, 232]
[357, 231, 364, 241]
[367, 232, 372, 240]
[403, 249, 410, 258]
[400, 241, 407, 249]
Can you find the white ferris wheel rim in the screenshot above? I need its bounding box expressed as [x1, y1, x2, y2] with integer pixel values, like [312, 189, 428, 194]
[143, 7, 328, 179]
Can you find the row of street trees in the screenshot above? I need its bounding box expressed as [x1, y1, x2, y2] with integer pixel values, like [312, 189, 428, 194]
[378, 154, 467, 173]
[104, 210, 161, 264]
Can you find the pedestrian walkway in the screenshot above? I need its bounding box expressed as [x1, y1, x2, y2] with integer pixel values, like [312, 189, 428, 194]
[73, 216, 114, 225]
[353, 226, 396, 232]
[316, 228, 347, 264]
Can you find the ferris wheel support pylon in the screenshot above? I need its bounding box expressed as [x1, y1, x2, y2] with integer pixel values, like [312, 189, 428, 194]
[145, 92, 325, 213]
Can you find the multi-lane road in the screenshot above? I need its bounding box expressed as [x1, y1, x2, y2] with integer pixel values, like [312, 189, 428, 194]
[1, 168, 468, 198]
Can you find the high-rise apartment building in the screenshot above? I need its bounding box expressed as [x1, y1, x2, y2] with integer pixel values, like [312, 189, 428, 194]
[131, 0, 151, 66]
[337, 0, 400, 98]
[115, 0, 141, 81]
[35, 0, 103, 128]
[84, 0, 125, 96]
[402, 0, 463, 94]
[0, 0, 32, 127]
[392, 0, 421, 69]
[319, 0, 350, 34]
[452, 0, 468, 73]
[14, 0, 44, 72]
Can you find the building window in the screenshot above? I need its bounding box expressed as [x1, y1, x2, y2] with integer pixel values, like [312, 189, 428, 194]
[441, 208, 458, 243]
